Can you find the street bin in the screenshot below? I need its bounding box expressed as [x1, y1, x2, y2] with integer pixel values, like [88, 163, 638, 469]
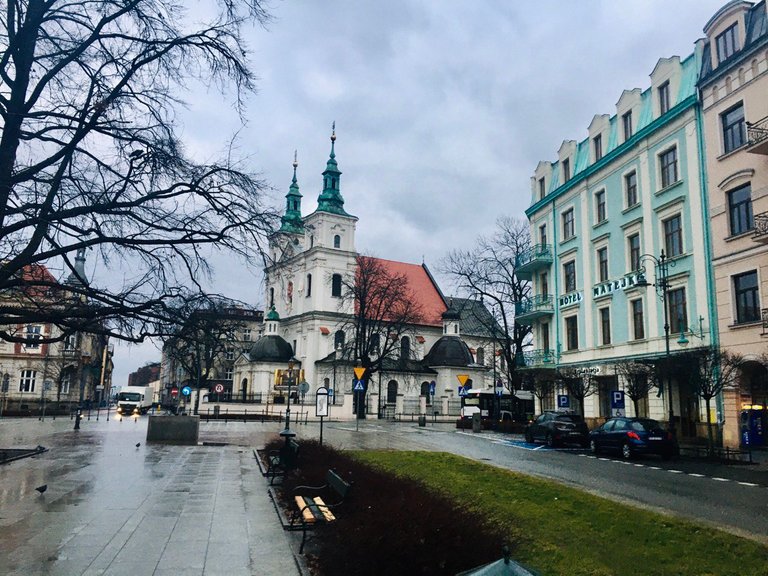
[213, 405, 220, 418]
[418, 415, 426, 427]
[472, 412, 482, 433]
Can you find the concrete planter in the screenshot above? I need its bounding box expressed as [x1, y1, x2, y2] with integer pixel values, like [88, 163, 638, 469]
[146, 415, 199, 445]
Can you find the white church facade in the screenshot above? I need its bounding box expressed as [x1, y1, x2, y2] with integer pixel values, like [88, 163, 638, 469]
[232, 128, 504, 418]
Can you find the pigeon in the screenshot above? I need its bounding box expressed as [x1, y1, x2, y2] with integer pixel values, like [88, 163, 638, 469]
[35, 485, 47, 494]
[135, 443, 141, 448]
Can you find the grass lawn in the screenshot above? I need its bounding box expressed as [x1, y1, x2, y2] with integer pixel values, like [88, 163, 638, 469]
[354, 451, 768, 576]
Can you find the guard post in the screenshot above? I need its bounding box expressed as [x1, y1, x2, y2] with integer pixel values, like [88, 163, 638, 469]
[316, 386, 329, 445]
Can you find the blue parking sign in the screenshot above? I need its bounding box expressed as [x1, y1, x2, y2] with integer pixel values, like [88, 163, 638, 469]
[557, 395, 570, 408]
[610, 390, 625, 409]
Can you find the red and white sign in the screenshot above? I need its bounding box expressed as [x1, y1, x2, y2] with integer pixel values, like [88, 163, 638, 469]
[170, 387, 179, 397]
[214, 383, 224, 394]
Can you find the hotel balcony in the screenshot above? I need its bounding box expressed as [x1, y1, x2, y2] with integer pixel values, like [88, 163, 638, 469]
[753, 212, 768, 244]
[746, 116, 768, 155]
[518, 349, 557, 369]
[515, 294, 554, 323]
[515, 244, 553, 280]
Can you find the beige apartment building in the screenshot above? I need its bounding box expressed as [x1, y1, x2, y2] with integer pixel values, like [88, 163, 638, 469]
[698, 0, 768, 446]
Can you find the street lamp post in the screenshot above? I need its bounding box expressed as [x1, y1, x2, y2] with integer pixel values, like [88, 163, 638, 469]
[636, 250, 676, 440]
[280, 357, 299, 443]
[332, 343, 341, 406]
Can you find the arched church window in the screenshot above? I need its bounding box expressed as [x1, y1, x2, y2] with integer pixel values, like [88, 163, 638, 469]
[334, 330, 345, 350]
[387, 380, 398, 404]
[334, 235, 341, 248]
[370, 333, 380, 355]
[269, 287, 274, 308]
[332, 273, 342, 297]
[476, 348, 484, 365]
[400, 336, 411, 359]
[306, 274, 312, 297]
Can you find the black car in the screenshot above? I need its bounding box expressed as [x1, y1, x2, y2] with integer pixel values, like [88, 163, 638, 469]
[589, 417, 674, 459]
[524, 412, 590, 447]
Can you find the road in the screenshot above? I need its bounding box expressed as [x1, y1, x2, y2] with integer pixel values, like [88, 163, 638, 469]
[302, 419, 768, 544]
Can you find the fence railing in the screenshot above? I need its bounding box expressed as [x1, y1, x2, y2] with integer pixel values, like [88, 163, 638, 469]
[747, 115, 768, 147]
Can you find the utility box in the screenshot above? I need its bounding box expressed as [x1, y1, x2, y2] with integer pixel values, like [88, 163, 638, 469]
[472, 413, 482, 433]
[418, 415, 426, 427]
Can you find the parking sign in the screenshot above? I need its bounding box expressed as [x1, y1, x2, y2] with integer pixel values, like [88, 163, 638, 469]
[557, 395, 570, 409]
[611, 390, 625, 417]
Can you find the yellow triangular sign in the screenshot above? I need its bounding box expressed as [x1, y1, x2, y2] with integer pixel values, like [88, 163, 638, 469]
[354, 367, 366, 380]
[457, 374, 470, 386]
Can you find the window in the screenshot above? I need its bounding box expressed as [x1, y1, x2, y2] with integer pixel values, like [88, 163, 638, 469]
[593, 134, 603, 161]
[631, 299, 645, 340]
[64, 333, 77, 351]
[225, 368, 234, 380]
[476, 348, 485, 365]
[243, 328, 252, 342]
[540, 272, 549, 296]
[400, 336, 411, 359]
[562, 209, 575, 240]
[541, 322, 550, 352]
[538, 177, 546, 200]
[625, 171, 638, 207]
[728, 183, 753, 236]
[333, 235, 341, 249]
[734, 271, 760, 323]
[628, 234, 641, 272]
[668, 287, 687, 334]
[306, 273, 312, 297]
[599, 308, 611, 345]
[663, 215, 683, 257]
[225, 348, 234, 361]
[539, 224, 547, 246]
[597, 247, 609, 282]
[19, 369, 36, 393]
[60, 373, 70, 395]
[25, 325, 42, 349]
[658, 81, 670, 115]
[660, 147, 678, 188]
[722, 103, 746, 153]
[370, 333, 380, 355]
[563, 261, 576, 293]
[562, 158, 570, 182]
[287, 281, 293, 303]
[331, 273, 342, 297]
[622, 111, 633, 141]
[595, 190, 606, 223]
[716, 23, 739, 63]
[565, 316, 578, 351]
[334, 330, 345, 350]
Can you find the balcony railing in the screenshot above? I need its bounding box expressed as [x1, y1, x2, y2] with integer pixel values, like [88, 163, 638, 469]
[518, 349, 557, 368]
[746, 116, 768, 154]
[763, 309, 768, 336]
[753, 212, 768, 243]
[515, 244, 553, 280]
[515, 295, 554, 322]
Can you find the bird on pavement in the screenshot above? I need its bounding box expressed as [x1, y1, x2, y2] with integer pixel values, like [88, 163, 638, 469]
[135, 442, 141, 448]
[35, 485, 47, 494]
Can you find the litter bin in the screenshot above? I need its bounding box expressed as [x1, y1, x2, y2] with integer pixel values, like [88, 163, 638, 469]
[472, 412, 482, 433]
[213, 405, 220, 418]
[418, 415, 426, 427]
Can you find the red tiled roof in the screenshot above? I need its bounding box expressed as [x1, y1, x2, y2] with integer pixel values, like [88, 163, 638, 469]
[369, 258, 446, 327]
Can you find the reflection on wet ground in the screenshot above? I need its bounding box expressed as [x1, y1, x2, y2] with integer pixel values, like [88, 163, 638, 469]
[0, 417, 300, 576]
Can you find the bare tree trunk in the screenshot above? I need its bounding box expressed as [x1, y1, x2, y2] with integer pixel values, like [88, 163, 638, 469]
[705, 397, 714, 457]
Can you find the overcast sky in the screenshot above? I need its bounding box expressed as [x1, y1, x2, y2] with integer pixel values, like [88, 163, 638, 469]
[113, 0, 727, 385]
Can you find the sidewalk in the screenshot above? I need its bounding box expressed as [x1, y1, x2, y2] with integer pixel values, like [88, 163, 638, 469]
[0, 417, 301, 576]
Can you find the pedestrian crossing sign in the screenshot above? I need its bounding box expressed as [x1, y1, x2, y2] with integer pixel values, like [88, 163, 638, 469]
[353, 380, 365, 392]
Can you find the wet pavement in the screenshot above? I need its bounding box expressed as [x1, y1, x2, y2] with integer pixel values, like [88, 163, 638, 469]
[0, 417, 300, 576]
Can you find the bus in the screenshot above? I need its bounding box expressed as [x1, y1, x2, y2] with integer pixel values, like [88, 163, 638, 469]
[460, 389, 534, 423]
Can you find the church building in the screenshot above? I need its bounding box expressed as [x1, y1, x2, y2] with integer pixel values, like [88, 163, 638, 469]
[232, 127, 503, 418]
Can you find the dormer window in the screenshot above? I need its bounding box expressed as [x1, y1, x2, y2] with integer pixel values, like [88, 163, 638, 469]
[562, 158, 570, 182]
[622, 111, 633, 141]
[538, 177, 546, 200]
[658, 81, 670, 115]
[716, 23, 739, 63]
[593, 134, 603, 161]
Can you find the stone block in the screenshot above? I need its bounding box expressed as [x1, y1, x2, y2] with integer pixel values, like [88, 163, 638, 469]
[146, 415, 199, 445]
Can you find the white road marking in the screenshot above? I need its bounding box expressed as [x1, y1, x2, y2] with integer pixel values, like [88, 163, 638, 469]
[737, 481, 758, 487]
[688, 473, 705, 478]
[648, 466, 661, 470]
[633, 464, 644, 467]
[712, 477, 730, 482]
[668, 469, 683, 474]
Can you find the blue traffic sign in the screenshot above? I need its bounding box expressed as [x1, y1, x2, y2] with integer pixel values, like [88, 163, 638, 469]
[181, 386, 192, 396]
[353, 380, 365, 392]
[429, 381, 436, 395]
[458, 386, 468, 397]
[610, 390, 625, 409]
[557, 394, 570, 408]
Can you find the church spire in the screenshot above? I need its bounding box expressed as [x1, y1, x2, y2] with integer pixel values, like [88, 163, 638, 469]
[65, 247, 88, 286]
[316, 122, 350, 216]
[279, 150, 304, 234]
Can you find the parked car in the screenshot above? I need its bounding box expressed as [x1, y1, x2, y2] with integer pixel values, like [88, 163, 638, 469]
[524, 412, 590, 447]
[589, 417, 674, 459]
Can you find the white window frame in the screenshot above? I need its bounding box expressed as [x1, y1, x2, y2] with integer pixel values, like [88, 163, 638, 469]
[19, 369, 36, 393]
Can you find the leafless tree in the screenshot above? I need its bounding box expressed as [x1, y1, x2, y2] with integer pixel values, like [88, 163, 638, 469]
[557, 367, 597, 416]
[686, 348, 744, 455]
[0, 1, 277, 345]
[336, 255, 425, 388]
[161, 296, 250, 414]
[614, 359, 657, 417]
[440, 216, 531, 392]
[522, 368, 555, 413]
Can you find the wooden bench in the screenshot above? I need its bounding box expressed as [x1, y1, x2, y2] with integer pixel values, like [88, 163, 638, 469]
[289, 469, 352, 553]
[266, 438, 300, 485]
